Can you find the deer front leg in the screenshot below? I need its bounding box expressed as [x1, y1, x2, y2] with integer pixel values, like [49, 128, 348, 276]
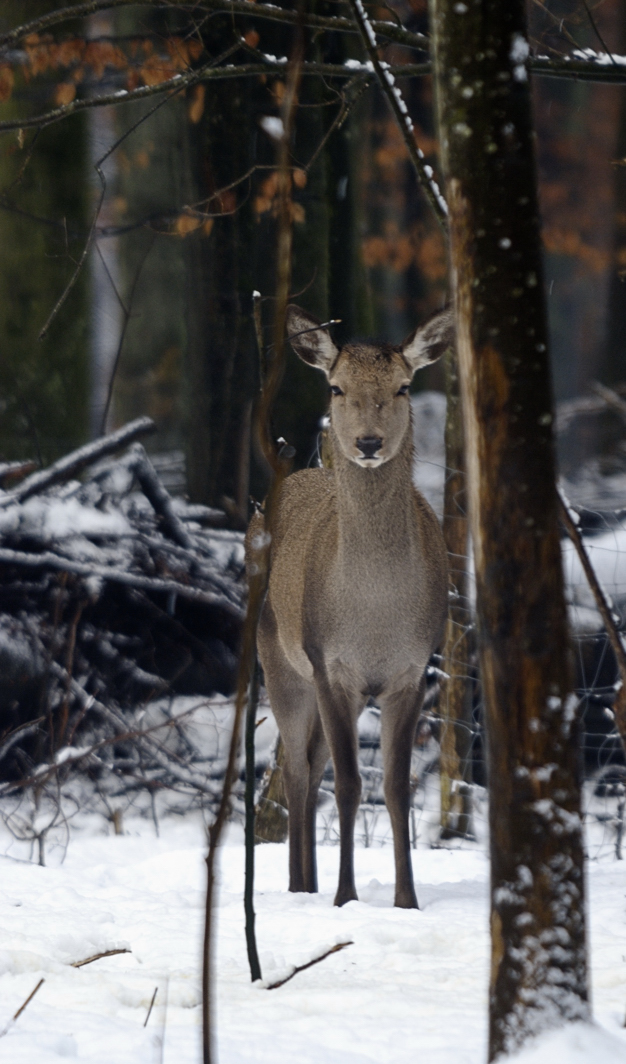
[314, 672, 361, 907]
[380, 678, 425, 909]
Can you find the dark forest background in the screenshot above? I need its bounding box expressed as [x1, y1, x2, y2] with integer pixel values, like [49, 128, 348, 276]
[0, 0, 624, 513]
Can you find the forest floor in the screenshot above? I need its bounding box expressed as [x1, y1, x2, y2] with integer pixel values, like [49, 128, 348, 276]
[1, 807, 625, 1064]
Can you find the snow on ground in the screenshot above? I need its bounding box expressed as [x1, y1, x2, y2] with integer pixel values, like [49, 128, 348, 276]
[0, 808, 625, 1064]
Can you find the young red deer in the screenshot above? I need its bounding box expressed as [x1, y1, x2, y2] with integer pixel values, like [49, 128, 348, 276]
[247, 305, 453, 907]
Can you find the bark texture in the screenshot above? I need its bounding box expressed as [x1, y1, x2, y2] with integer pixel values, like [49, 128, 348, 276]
[440, 346, 474, 839]
[429, 0, 589, 1056]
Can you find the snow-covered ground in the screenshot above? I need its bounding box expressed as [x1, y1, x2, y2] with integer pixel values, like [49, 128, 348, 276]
[0, 808, 625, 1064]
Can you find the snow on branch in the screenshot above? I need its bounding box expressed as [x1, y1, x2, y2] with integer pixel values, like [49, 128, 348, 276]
[346, 0, 448, 230]
[0, 423, 248, 823]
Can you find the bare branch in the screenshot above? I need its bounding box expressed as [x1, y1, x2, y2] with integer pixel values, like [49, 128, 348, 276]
[0, 979, 45, 1038]
[346, 0, 448, 230]
[530, 52, 626, 84]
[558, 490, 626, 758]
[72, 948, 131, 968]
[0, 0, 429, 54]
[266, 941, 354, 989]
[0, 60, 430, 136]
[0, 548, 242, 617]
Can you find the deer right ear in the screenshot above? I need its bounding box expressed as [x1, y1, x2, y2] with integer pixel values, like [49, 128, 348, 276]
[401, 305, 456, 374]
[286, 305, 338, 376]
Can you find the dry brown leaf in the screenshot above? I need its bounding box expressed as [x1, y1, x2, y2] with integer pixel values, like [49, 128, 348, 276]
[55, 82, 76, 106]
[188, 84, 205, 125]
[244, 30, 260, 48]
[202, 218, 214, 237]
[0, 66, 14, 103]
[271, 80, 286, 105]
[292, 168, 307, 189]
[291, 202, 305, 225]
[174, 211, 203, 237]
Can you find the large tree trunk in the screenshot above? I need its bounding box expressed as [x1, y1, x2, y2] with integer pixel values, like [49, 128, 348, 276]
[429, 0, 589, 1056]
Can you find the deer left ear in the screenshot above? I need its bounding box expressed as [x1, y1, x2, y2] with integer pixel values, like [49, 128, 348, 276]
[286, 305, 338, 376]
[401, 305, 455, 373]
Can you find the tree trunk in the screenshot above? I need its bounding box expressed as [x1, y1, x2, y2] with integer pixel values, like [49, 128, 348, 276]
[186, 24, 259, 514]
[440, 346, 474, 840]
[604, 7, 626, 386]
[429, 0, 589, 1056]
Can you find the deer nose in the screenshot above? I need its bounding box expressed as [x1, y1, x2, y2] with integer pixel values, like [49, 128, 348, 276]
[356, 436, 383, 459]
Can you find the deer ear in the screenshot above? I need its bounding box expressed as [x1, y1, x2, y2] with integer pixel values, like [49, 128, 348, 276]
[286, 305, 338, 376]
[401, 305, 455, 373]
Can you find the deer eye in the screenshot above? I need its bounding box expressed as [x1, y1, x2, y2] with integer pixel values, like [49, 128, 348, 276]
[330, 385, 344, 397]
[397, 384, 410, 396]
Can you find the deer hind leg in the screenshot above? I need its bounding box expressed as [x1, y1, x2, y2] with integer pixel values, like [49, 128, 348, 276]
[302, 716, 329, 893]
[380, 676, 426, 909]
[314, 671, 361, 907]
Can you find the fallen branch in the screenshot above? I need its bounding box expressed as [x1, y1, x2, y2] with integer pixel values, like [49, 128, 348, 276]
[0, 978, 45, 1038]
[558, 489, 626, 756]
[265, 941, 353, 989]
[126, 444, 193, 550]
[1, 417, 155, 506]
[0, 549, 241, 618]
[72, 948, 131, 968]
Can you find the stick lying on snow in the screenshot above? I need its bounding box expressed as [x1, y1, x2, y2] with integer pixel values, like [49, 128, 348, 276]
[264, 941, 353, 989]
[72, 948, 131, 968]
[0, 978, 45, 1037]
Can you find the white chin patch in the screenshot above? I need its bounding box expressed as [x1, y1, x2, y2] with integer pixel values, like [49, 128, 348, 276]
[354, 455, 385, 468]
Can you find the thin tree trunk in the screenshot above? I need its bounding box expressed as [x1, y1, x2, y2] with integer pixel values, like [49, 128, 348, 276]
[429, 0, 589, 1056]
[604, 6, 626, 385]
[440, 346, 474, 840]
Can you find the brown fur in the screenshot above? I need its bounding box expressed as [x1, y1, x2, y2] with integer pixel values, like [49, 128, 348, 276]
[246, 305, 453, 907]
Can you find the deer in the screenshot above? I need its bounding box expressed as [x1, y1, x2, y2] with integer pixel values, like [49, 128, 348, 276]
[246, 304, 453, 908]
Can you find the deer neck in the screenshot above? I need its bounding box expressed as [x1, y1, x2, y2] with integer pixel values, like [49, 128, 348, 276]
[330, 424, 416, 566]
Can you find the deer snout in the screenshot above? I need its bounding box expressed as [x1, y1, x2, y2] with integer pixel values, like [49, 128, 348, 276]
[356, 436, 383, 459]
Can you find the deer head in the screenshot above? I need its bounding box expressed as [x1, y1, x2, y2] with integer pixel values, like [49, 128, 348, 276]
[286, 305, 455, 468]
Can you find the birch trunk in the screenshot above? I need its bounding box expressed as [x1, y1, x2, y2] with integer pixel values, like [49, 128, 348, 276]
[429, 0, 589, 1055]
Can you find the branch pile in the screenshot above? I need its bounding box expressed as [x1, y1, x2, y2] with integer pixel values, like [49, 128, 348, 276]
[0, 418, 246, 808]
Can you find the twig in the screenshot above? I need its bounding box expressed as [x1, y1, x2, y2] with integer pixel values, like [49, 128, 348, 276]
[0, 416, 155, 505]
[0, 718, 45, 766]
[72, 948, 131, 968]
[558, 490, 626, 757]
[589, 381, 626, 425]
[265, 941, 353, 989]
[0, 978, 45, 1037]
[144, 986, 158, 1027]
[347, 0, 448, 230]
[581, 0, 616, 67]
[100, 236, 155, 434]
[201, 18, 303, 1064]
